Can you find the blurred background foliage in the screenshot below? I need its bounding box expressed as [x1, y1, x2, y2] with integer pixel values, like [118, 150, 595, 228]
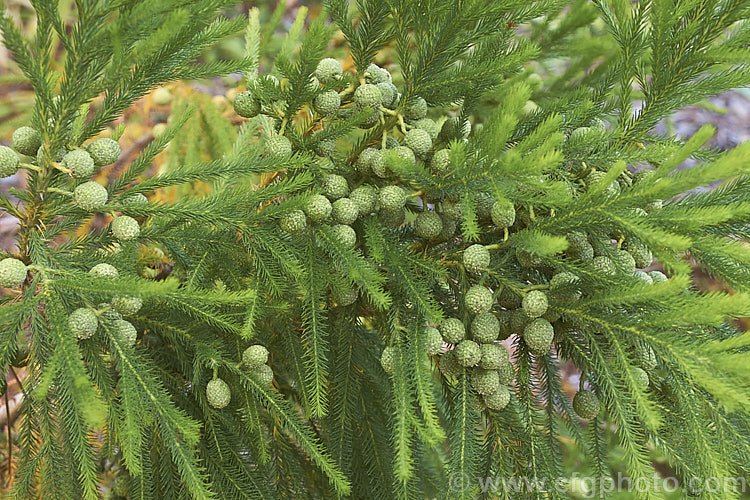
[0, 0, 748, 496]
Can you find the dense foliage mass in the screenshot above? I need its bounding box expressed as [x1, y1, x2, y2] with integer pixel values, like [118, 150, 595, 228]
[1, 0, 750, 499]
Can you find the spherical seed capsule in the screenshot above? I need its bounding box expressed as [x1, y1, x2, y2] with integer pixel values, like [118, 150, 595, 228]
[11, 127, 42, 156]
[462, 244, 490, 274]
[242, 345, 269, 370]
[73, 181, 108, 211]
[573, 390, 600, 419]
[439, 318, 466, 344]
[87, 138, 121, 166]
[0, 258, 27, 288]
[206, 378, 231, 408]
[315, 58, 343, 84]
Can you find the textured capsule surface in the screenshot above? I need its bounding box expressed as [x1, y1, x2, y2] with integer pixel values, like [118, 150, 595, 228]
[332, 198, 358, 225]
[522, 290, 548, 318]
[265, 135, 293, 161]
[206, 378, 231, 409]
[321, 174, 349, 200]
[573, 390, 601, 419]
[243, 345, 269, 370]
[463, 244, 490, 274]
[379, 185, 406, 211]
[414, 211, 442, 239]
[305, 194, 333, 223]
[0, 258, 27, 288]
[69, 308, 98, 340]
[0, 146, 20, 177]
[439, 318, 466, 344]
[315, 58, 343, 83]
[87, 138, 121, 166]
[471, 312, 500, 343]
[233, 90, 261, 118]
[111, 216, 140, 241]
[523, 318, 554, 356]
[465, 285, 493, 315]
[90, 263, 119, 279]
[280, 210, 307, 234]
[12, 127, 42, 156]
[73, 181, 108, 211]
[455, 340, 481, 367]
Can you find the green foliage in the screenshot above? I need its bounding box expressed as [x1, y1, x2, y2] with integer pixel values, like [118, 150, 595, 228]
[2, 0, 750, 499]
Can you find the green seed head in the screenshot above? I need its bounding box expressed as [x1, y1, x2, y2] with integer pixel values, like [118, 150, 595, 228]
[114, 319, 137, 348]
[490, 199, 516, 228]
[87, 138, 121, 166]
[479, 343, 509, 370]
[314, 137, 336, 157]
[380, 346, 396, 375]
[349, 185, 377, 215]
[465, 285, 493, 315]
[404, 128, 432, 157]
[280, 210, 307, 234]
[111, 215, 140, 241]
[377, 81, 398, 108]
[649, 271, 668, 283]
[242, 344, 269, 370]
[313, 90, 341, 116]
[471, 368, 500, 396]
[90, 263, 119, 279]
[331, 224, 357, 249]
[315, 58, 343, 84]
[484, 384, 510, 411]
[523, 318, 554, 356]
[321, 174, 349, 200]
[0, 146, 20, 178]
[0, 258, 27, 288]
[404, 97, 427, 121]
[73, 181, 108, 211]
[474, 192, 495, 219]
[573, 390, 601, 419]
[439, 318, 466, 344]
[305, 194, 333, 223]
[354, 84, 384, 108]
[333, 285, 358, 306]
[439, 350, 462, 379]
[111, 296, 143, 316]
[206, 378, 231, 408]
[424, 326, 443, 355]
[414, 211, 442, 239]
[411, 118, 439, 141]
[12, 127, 42, 156]
[522, 290, 548, 318]
[253, 364, 274, 385]
[364, 63, 390, 84]
[378, 185, 407, 211]
[455, 340, 482, 367]
[623, 239, 653, 269]
[332, 198, 359, 225]
[471, 312, 500, 343]
[430, 148, 450, 172]
[233, 90, 261, 118]
[265, 135, 293, 162]
[463, 244, 490, 274]
[69, 308, 98, 340]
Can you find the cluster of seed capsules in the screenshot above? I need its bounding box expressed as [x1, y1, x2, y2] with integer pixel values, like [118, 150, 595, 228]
[0, 126, 153, 351]
[231, 58, 667, 418]
[233, 59, 474, 303]
[206, 344, 274, 409]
